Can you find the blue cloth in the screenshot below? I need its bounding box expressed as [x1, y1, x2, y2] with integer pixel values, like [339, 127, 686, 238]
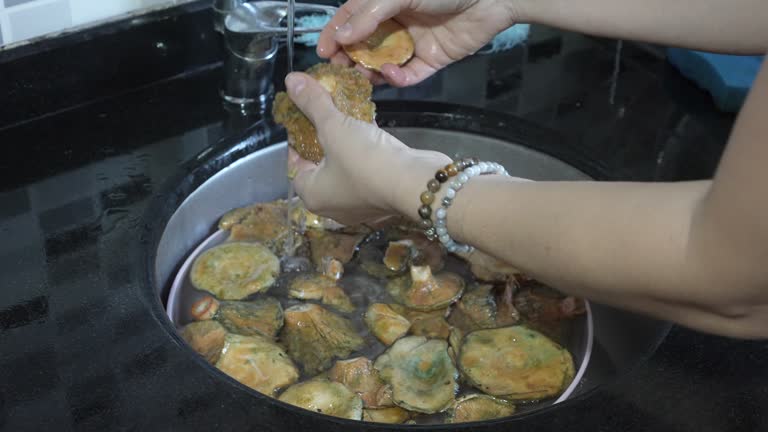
[667, 48, 763, 112]
[295, 15, 529, 54]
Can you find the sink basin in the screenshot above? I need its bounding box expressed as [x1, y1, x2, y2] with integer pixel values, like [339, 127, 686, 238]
[146, 101, 670, 429]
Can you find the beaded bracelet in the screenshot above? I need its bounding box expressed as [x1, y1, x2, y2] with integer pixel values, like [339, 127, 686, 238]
[417, 158, 509, 254]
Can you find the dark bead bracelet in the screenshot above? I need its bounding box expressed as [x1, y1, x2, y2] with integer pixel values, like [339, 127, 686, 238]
[417, 158, 477, 240]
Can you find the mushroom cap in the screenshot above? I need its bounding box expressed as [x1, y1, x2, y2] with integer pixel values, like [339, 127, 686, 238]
[279, 378, 364, 420]
[342, 19, 415, 71]
[458, 326, 575, 401]
[190, 242, 279, 300]
[374, 336, 458, 414]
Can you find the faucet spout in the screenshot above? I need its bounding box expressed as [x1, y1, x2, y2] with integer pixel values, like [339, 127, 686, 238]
[220, 1, 337, 110]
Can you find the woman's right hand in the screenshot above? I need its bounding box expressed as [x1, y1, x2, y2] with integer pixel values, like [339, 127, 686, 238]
[284, 72, 453, 226]
[317, 0, 518, 87]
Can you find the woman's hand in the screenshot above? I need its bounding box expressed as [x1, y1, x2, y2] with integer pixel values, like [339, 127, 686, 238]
[284, 72, 452, 225]
[317, 0, 517, 87]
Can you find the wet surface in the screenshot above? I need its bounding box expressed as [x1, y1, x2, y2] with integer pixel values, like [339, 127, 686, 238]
[0, 5, 765, 432]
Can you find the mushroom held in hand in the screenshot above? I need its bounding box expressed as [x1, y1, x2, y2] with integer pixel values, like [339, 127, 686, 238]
[342, 19, 415, 71]
[273, 63, 375, 163]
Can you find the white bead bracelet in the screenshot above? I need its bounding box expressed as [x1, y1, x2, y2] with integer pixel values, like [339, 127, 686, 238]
[418, 158, 509, 254]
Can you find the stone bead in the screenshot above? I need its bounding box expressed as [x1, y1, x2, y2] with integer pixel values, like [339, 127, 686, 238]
[478, 162, 489, 172]
[418, 205, 432, 219]
[436, 227, 447, 236]
[427, 179, 440, 193]
[420, 191, 435, 205]
[446, 164, 459, 177]
[439, 234, 450, 244]
[435, 170, 449, 183]
[445, 188, 456, 199]
[442, 197, 453, 207]
[435, 219, 446, 228]
[419, 218, 433, 230]
[458, 173, 469, 183]
[450, 180, 462, 190]
[435, 208, 446, 219]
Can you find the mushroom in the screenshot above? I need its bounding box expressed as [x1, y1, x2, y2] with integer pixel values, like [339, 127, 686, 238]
[189, 242, 279, 300]
[363, 303, 411, 346]
[387, 265, 465, 311]
[458, 326, 575, 401]
[447, 394, 516, 423]
[280, 304, 365, 374]
[279, 377, 363, 420]
[190, 295, 283, 339]
[374, 336, 458, 414]
[215, 334, 299, 397]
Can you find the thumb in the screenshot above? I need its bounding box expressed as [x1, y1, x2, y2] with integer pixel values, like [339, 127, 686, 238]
[285, 72, 340, 128]
[334, 0, 404, 45]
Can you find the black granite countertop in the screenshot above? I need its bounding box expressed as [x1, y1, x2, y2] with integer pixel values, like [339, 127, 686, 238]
[0, 3, 766, 432]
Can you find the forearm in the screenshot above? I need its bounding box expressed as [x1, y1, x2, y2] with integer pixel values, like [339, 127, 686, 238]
[513, 0, 768, 54]
[393, 169, 768, 338]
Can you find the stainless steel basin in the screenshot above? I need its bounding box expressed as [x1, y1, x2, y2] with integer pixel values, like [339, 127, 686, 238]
[149, 104, 670, 428]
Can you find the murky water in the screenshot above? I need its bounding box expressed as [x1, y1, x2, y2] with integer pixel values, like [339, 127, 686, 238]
[172, 224, 591, 425]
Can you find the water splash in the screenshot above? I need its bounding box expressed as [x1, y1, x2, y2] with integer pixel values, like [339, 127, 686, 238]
[609, 40, 623, 105]
[286, 0, 295, 73]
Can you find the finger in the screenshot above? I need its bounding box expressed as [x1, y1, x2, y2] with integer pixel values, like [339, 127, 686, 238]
[291, 160, 321, 209]
[287, 148, 318, 179]
[317, 0, 356, 58]
[369, 73, 388, 86]
[380, 58, 438, 87]
[334, 0, 408, 45]
[330, 51, 354, 66]
[284, 72, 341, 129]
[352, 63, 385, 84]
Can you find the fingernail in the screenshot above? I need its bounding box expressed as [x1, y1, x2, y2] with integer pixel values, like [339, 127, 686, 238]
[285, 73, 306, 94]
[336, 23, 352, 39]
